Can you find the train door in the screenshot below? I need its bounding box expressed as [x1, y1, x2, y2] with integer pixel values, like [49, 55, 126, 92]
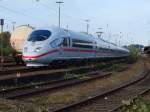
[94, 41, 97, 58]
[59, 37, 68, 58]
[49, 38, 63, 60]
[66, 37, 72, 57]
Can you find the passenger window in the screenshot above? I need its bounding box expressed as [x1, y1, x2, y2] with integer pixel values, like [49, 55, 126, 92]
[50, 38, 69, 48]
[72, 39, 93, 49]
[50, 38, 63, 48]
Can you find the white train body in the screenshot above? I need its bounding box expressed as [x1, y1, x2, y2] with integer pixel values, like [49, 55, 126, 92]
[23, 26, 129, 66]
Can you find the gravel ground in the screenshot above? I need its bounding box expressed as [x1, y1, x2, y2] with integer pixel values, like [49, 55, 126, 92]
[0, 61, 144, 112]
[25, 61, 144, 111]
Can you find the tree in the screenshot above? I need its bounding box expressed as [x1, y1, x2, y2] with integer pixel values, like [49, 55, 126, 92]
[0, 32, 15, 56]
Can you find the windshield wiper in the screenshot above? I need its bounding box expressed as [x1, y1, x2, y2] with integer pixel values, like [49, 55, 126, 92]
[39, 35, 48, 39]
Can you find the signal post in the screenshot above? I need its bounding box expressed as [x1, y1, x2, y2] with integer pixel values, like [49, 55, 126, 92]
[0, 19, 4, 70]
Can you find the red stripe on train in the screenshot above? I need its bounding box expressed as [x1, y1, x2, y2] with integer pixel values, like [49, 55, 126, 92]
[23, 48, 97, 59]
[23, 49, 58, 59]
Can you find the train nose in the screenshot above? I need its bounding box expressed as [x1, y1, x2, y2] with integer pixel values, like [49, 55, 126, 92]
[23, 46, 38, 61]
[22, 56, 36, 62]
[23, 46, 42, 53]
[24, 47, 28, 53]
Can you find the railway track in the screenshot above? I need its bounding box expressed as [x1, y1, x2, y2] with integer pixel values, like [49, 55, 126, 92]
[0, 71, 112, 99]
[0, 66, 31, 74]
[0, 57, 15, 63]
[0, 59, 145, 112]
[0, 58, 127, 75]
[0, 62, 20, 67]
[110, 66, 150, 112]
[0, 63, 95, 76]
[52, 68, 149, 112]
[0, 58, 129, 84]
[111, 88, 150, 112]
[0, 63, 112, 82]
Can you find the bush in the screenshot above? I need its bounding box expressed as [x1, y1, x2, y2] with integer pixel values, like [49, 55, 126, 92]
[121, 97, 150, 112]
[1, 47, 15, 56]
[128, 47, 140, 63]
[0, 32, 16, 56]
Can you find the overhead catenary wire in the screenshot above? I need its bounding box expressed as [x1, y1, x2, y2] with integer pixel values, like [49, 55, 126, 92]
[38, 1, 101, 34]
[45, 0, 90, 20]
[37, 0, 87, 30]
[38, 2, 58, 16]
[0, 4, 49, 25]
[0, 1, 94, 33]
[40, 1, 80, 21]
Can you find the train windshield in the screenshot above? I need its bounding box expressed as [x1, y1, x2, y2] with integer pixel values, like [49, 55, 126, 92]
[28, 30, 51, 42]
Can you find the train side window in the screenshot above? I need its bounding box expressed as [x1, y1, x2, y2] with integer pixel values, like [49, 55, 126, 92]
[95, 42, 97, 49]
[72, 39, 93, 49]
[99, 47, 107, 51]
[50, 38, 63, 48]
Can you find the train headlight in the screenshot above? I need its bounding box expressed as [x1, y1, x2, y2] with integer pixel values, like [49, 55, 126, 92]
[34, 47, 42, 52]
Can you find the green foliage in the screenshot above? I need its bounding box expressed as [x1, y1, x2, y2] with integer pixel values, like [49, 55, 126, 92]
[112, 64, 127, 72]
[128, 47, 140, 63]
[121, 97, 150, 112]
[0, 32, 11, 47]
[0, 32, 15, 56]
[64, 72, 89, 80]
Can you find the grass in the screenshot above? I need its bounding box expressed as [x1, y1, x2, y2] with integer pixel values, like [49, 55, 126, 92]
[105, 63, 129, 72]
[64, 72, 90, 80]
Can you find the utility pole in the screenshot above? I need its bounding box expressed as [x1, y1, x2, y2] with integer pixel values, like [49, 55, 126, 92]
[97, 28, 103, 38]
[12, 21, 16, 31]
[119, 32, 122, 46]
[66, 24, 69, 31]
[56, 1, 64, 28]
[0, 19, 4, 70]
[85, 19, 90, 34]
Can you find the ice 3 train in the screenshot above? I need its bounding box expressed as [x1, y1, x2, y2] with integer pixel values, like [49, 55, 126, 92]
[22, 26, 129, 66]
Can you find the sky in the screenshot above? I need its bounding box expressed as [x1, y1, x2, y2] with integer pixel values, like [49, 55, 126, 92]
[0, 0, 150, 46]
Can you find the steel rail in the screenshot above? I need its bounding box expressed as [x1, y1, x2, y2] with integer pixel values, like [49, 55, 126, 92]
[1, 72, 111, 99]
[110, 77, 150, 112]
[52, 69, 149, 112]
